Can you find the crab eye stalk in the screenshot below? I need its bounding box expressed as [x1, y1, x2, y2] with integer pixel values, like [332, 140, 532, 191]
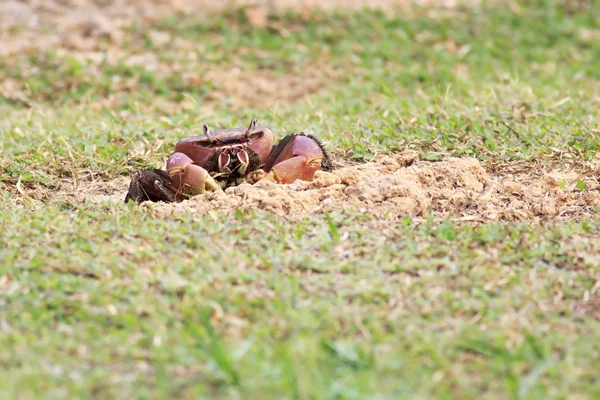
[245, 119, 257, 137]
[203, 124, 214, 143]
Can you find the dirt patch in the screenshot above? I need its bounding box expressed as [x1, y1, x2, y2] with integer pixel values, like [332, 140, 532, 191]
[575, 295, 600, 321]
[203, 66, 339, 109]
[7, 173, 131, 205]
[134, 151, 599, 221]
[9, 151, 600, 221]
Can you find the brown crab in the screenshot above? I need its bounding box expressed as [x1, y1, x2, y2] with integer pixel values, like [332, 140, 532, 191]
[125, 119, 331, 204]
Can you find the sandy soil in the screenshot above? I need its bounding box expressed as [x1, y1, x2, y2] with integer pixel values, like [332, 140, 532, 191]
[19, 151, 598, 222]
[150, 151, 600, 221]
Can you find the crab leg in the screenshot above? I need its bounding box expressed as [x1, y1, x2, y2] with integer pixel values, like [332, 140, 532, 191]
[260, 134, 326, 184]
[167, 152, 222, 195]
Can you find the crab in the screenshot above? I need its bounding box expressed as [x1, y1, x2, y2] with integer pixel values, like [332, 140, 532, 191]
[125, 119, 331, 204]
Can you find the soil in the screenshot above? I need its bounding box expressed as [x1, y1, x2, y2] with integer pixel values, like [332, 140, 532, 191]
[203, 65, 340, 109]
[151, 151, 599, 221]
[24, 151, 598, 222]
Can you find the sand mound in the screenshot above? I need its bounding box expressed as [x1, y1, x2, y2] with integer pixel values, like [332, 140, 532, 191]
[145, 150, 599, 221]
[11, 150, 597, 221]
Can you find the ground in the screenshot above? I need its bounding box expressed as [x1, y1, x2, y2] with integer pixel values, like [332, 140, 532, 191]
[1, 0, 600, 398]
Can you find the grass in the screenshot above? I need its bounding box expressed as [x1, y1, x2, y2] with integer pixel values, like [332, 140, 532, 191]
[1, 1, 600, 398]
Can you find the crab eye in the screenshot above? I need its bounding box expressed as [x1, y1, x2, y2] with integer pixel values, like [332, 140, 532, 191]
[248, 131, 263, 142]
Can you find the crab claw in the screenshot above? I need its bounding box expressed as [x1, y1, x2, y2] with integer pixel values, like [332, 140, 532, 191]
[124, 169, 179, 204]
[167, 152, 222, 195]
[260, 133, 331, 184]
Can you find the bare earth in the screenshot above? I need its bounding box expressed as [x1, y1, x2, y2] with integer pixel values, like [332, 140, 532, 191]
[21, 151, 598, 222]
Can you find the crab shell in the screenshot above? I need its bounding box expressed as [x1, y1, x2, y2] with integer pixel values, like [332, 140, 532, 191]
[173, 122, 274, 178]
[164, 119, 327, 198]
